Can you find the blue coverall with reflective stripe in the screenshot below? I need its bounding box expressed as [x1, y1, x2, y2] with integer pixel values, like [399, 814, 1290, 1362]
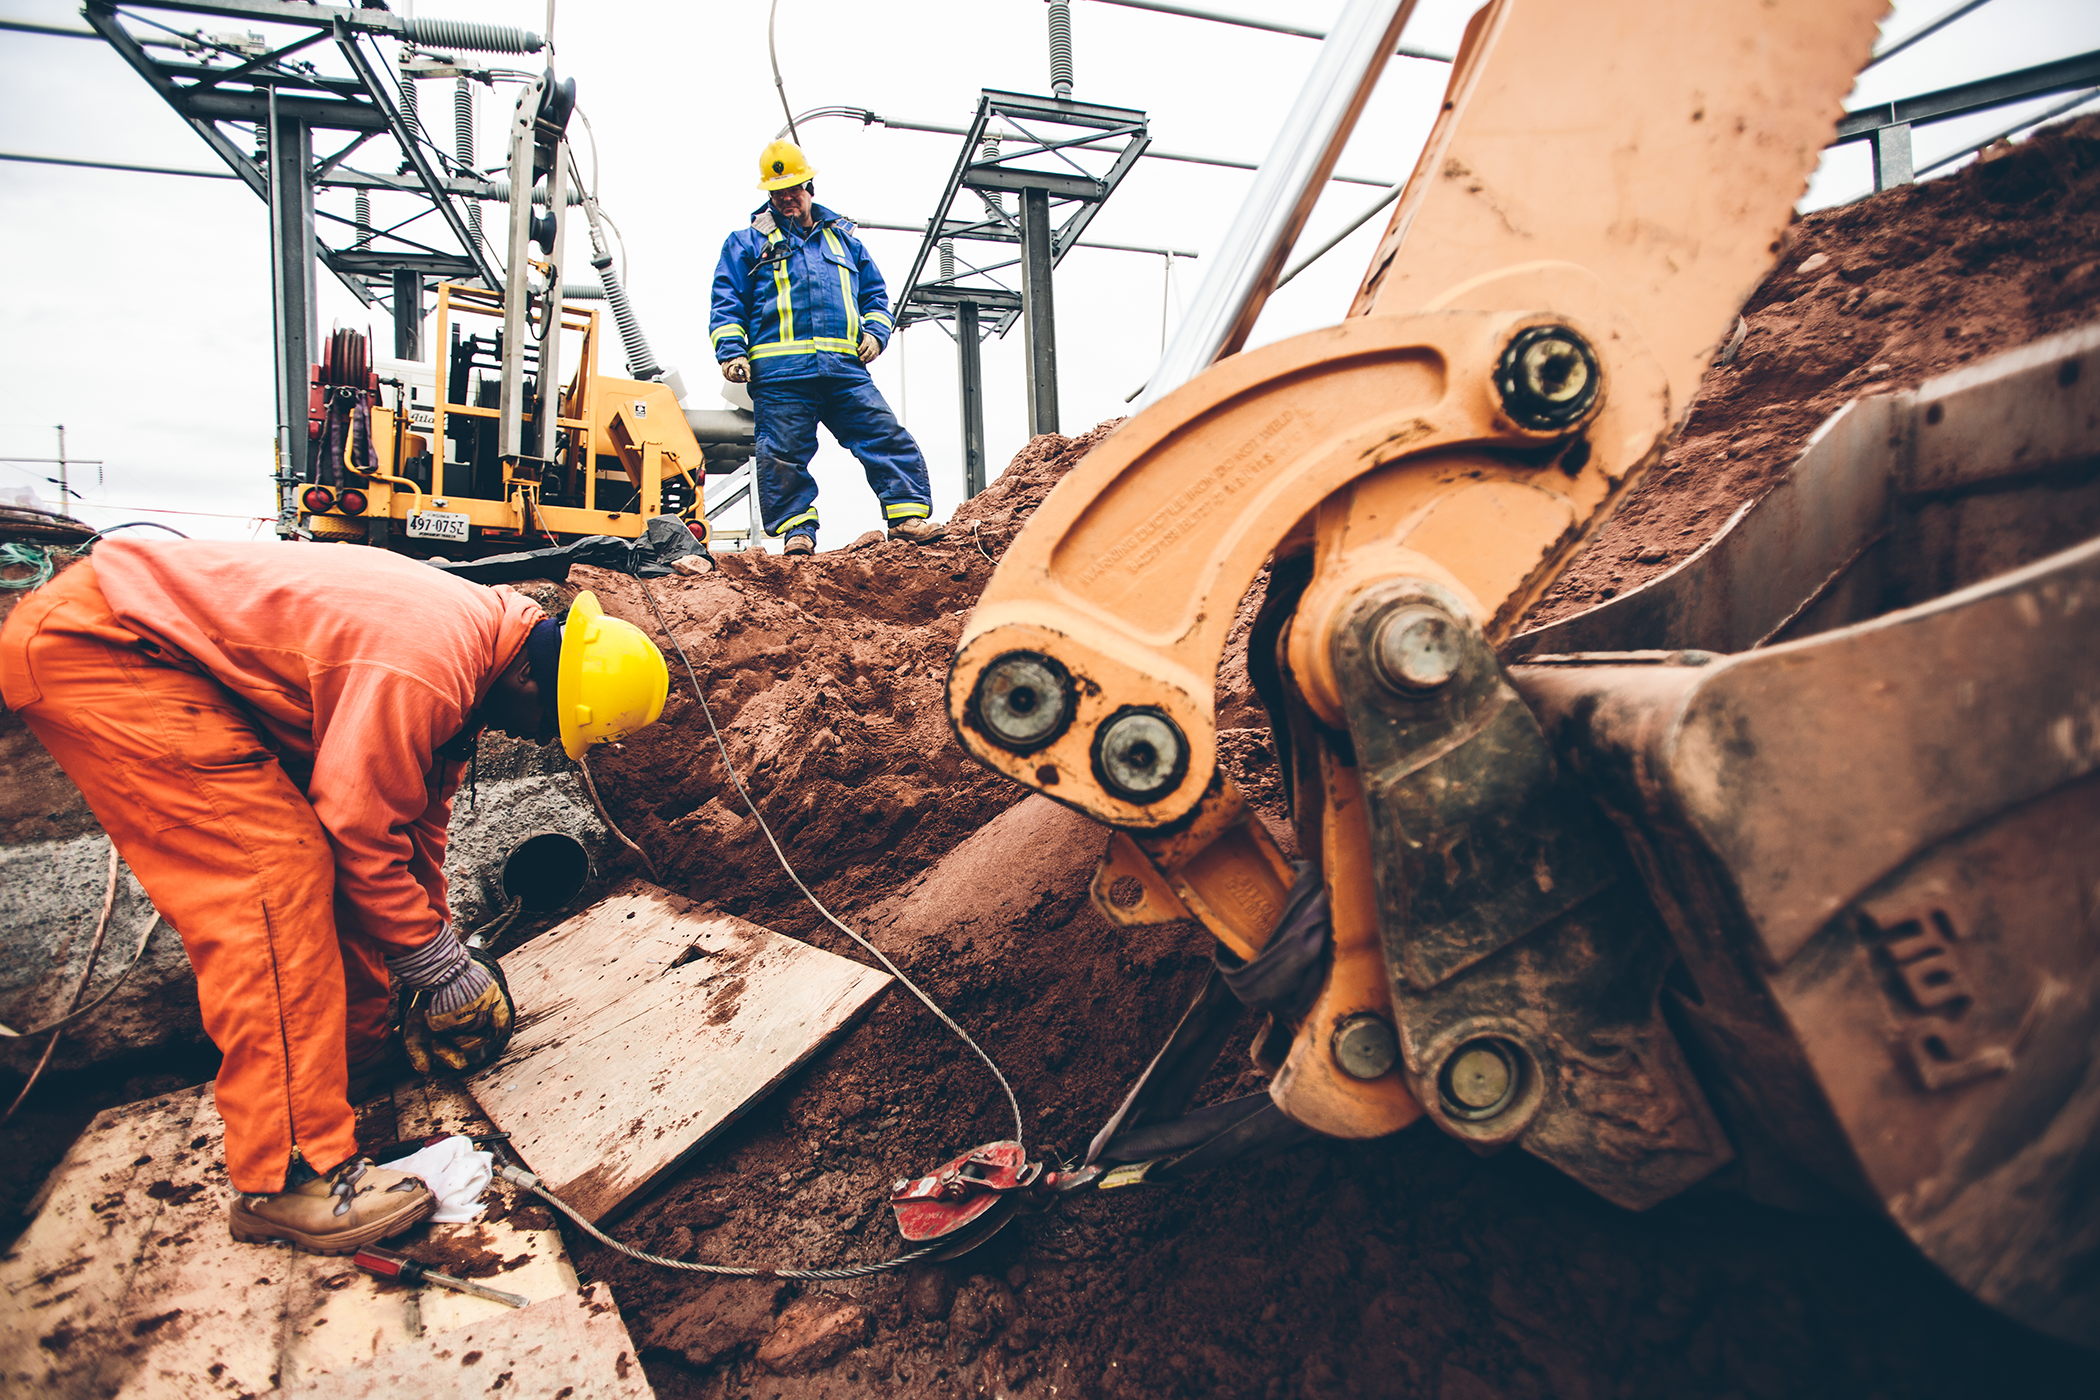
[710, 203, 931, 539]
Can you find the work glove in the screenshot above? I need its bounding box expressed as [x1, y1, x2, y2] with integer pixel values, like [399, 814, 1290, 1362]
[858, 333, 881, 364]
[721, 356, 751, 384]
[388, 931, 516, 1075]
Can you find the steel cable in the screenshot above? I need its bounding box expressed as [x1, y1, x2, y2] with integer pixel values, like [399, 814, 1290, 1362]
[497, 1162, 941, 1279]
[4, 846, 118, 1123]
[576, 750, 659, 881]
[629, 573, 1027, 1148]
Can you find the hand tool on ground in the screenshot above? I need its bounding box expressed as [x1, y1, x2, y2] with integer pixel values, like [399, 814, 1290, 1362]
[352, 1244, 529, 1308]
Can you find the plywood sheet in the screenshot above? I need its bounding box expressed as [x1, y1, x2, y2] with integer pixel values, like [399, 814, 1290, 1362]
[279, 1281, 652, 1399]
[0, 1080, 575, 1398]
[468, 880, 892, 1222]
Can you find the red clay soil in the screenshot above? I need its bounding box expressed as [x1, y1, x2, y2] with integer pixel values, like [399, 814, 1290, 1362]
[547, 120, 2100, 1400]
[1527, 113, 2100, 626]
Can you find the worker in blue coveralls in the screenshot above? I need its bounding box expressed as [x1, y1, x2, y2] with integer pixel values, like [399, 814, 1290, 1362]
[712, 139, 945, 556]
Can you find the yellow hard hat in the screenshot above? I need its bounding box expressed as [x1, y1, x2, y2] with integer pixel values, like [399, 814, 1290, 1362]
[757, 138, 817, 191]
[556, 590, 670, 760]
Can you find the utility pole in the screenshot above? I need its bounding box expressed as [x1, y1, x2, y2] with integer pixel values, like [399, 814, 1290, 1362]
[0, 430, 102, 516]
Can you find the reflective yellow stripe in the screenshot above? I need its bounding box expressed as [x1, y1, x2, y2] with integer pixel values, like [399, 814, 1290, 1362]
[772, 507, 819, 536]
[865, 311, 893, 329]
[710, 324, 747, 346]
[749, 338, 860, 359]
[822, 229, 858, 347]
[768, 231, 793, 344]
[883, 502, 930, 520]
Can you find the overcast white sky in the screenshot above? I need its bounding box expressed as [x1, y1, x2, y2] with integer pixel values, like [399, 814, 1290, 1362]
[2, 0, 2096, 548]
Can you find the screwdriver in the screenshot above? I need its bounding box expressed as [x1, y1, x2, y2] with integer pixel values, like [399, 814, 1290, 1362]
[353, 1245, 529, 1308]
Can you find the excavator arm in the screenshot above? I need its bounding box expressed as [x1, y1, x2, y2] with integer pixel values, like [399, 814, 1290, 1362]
[949, 0, 1886, 1146]
[943, 0, 2100, 1346]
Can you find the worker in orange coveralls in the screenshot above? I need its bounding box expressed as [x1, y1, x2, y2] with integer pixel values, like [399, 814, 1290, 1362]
[0, 540, 667, 1255]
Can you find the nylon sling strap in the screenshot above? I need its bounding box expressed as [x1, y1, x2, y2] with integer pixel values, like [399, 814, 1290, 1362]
[1084, 863, 1332, 1180]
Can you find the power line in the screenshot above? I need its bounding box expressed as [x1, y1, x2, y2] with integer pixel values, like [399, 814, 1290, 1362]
[1, 150, 235, 181]
[1079, 0, 1453, 62]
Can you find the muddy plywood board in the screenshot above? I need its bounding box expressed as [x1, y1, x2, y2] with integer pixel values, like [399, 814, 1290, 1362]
[278, 1281, 652, 1399]
[467, 879, 892, 1222]
[0, 1081, 575, 1399]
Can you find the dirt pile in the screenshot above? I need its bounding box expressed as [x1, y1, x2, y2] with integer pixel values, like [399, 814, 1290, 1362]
[1527, 113, 2100, 625]
[575, 418, 1128, 939]
[567, 122, 2100, 1397]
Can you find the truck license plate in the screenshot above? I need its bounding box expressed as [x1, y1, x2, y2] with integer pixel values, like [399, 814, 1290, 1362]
[406, 510, 470, 542]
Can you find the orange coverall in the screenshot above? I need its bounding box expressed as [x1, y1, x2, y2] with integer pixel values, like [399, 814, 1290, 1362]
[0, 541, 542, 1192]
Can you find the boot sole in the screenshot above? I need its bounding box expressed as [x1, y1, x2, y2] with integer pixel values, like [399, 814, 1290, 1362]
[228, 1193, 437, 1256]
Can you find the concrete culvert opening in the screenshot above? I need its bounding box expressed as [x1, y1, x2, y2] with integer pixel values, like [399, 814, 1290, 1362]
[501, 832, 591, 913]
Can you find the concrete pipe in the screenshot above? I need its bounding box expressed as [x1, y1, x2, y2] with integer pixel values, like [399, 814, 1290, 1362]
[500, 831, 592, 913]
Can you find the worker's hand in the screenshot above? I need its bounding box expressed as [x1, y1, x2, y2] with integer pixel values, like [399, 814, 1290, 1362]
[722, 356, 751, 384]
[858, 333, 882, 365]
[401, 955, 515, 1075]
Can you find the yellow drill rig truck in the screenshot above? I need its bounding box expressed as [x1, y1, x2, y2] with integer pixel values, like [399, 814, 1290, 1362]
[942, 0, 2100, 1348]
[294, 70, 749, 556]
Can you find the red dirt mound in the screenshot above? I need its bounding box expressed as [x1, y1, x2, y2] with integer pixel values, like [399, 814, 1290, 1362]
[1527, 113, 2100, 624]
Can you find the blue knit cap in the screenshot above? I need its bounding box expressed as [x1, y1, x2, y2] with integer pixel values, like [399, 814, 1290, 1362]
[524, 617, 562, 740]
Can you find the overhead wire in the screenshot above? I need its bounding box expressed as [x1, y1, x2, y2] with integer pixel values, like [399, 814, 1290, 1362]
[1864, 0, 1996, 72]
[1913, 88, 2100, 180]
[768, 0, 800, 143]
[1271, 177, 1405, 291]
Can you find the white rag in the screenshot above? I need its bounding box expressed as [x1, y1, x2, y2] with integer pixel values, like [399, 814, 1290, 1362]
[379, 1135, 494, 1223]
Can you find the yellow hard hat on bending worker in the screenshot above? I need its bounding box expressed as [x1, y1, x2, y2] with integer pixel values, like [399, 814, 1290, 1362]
[757, 138, 817, 191]
[557, 590, 669, 759]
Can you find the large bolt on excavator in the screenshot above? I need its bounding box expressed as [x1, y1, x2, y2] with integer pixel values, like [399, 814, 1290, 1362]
[935, 0, 2100, 1348]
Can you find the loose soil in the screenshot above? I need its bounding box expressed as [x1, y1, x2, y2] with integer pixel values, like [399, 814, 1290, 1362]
[557, 117, 2100, 1400]
[1527, 114, 2100, 624]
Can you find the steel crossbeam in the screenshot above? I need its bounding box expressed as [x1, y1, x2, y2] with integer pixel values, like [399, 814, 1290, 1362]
[895, 89, 1149, 461]
[80, 0, 539, 531]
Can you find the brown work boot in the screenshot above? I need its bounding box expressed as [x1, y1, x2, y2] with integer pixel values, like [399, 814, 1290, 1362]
[887, 516, 945, 544]
[783, 534, 816, 557]
[229, 1157, 436, 1256]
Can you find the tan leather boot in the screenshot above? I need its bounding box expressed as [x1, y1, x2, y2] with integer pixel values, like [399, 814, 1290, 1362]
[887, 516, 945, 544]
[229, 1158, 436, 1255]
